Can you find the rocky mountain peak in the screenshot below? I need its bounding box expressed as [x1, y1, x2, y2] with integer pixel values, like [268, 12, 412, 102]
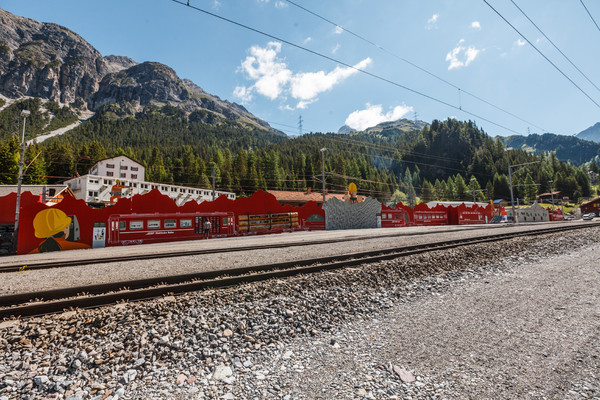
[0, 8, 275, 132]
[103, 55, 137, 73]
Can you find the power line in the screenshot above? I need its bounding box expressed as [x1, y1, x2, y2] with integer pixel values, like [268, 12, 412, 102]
[482, 0, 600, 109]
[510, 0, 600, 94]
[580, 0, 600, 33]
[170, 0, 527, 135]
[284, 0, 547, 132]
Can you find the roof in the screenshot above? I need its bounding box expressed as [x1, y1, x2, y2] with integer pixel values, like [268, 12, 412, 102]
[267, 190, 366, 203]
[0, 185, 73, 205]
[581, 197, 600, 207]
[538, 191, 562, 197]
[0, 184, 70, 198]
[90, 155, 146, 170]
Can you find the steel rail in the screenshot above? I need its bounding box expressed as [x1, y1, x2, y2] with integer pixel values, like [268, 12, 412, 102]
[0, 225, 495, 273]
[0, 223, 595, 318]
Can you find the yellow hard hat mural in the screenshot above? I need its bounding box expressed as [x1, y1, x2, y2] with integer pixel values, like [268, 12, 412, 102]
[33, 208, 72, 238]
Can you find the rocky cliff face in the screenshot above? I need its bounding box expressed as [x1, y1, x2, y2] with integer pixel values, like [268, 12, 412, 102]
[0, 9, 107, 105]
[0, 8, 273, 131]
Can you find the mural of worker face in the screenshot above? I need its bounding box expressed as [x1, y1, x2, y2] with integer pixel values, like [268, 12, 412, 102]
[31, 209, 90, 253]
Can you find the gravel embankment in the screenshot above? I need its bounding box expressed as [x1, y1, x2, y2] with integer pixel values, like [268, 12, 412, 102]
[0, 223, 591, 296]
[0, 227, 598, 400]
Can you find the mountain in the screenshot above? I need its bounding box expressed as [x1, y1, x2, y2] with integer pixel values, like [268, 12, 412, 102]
[0, 8, 277, 135]
[501, 133, 600, 165]
[576, 122, 600, 143]
[337, 118, 427, 137]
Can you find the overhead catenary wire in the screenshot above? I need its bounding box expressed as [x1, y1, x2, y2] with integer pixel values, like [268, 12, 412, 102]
[510, 0, 600, 94]
[284, 0, 546, 132]
[170, 0, 527, 136]
[580, 0, 600, 33]
[482, 0, 600, 109]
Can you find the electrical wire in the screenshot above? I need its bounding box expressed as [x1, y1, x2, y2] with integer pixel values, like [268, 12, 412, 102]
[284, 0, 546, 132]
[170, 0, 527, 135]
[510, 0, 600, 94]
[482, 0, 600, 109]
[580, 0, 600, 33]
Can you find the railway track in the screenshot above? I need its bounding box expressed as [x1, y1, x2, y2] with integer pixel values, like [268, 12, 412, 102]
[0, 224, 496, 273]
[0, 223, 595, 318]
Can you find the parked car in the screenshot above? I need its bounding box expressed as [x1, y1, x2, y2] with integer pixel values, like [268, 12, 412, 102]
[582, 213, 595, 220]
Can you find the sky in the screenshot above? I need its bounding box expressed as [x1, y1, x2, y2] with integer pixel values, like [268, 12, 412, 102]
[2, 0, 600, 137]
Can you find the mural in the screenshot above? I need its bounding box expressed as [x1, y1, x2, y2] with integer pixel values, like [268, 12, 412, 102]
[30, 209, 90, 253]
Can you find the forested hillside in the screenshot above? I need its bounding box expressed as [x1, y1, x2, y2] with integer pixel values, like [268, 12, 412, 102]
[502, 133, 600, 165]
[0, 100, 594, 205]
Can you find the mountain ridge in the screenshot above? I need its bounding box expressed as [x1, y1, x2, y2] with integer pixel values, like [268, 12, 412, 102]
[0, 8, 276, 134]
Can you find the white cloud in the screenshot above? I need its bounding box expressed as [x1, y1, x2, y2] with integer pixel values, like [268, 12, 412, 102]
[303, 37, 312, 44]
[335, 25, 343, 34]
[235, 42, 371, 108]
[426, 14, 439, 29]
[332, 43, 341, 54]
[345, 103, 413, 131]
[238, 42, 292, 100]
[289, 58, 371, 101]
[445, 39, 480, 70]
[275, 1, 287, 8]
[516, 38, 526, 46]
[471, 21, 481, 30]
[233, 86, 253, 103]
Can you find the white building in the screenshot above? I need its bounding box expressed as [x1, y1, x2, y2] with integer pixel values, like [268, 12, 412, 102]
[89, 155, 146, 182]
[64, 156, 235, 206]
[505, 202, 549, 223]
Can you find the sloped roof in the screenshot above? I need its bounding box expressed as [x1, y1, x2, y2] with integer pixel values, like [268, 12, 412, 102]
[267, 190, 366, 203]
[581, 196, 600, 207]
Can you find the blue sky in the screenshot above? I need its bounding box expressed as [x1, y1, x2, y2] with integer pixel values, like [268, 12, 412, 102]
[3, 0, 600, 137]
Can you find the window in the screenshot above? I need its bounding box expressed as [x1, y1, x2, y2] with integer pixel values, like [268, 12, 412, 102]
[120, 166, 128, 170]
[104, 179, 110, 185]
[171, 188, 176, 192]
[180, 219, 192, 228]
[120, 173, 126, 178]
[130, 221, 143, 230]
[131, 167, 139, 172]
[107, 171, 114, 177]
[106, 164, 115, 169]
[148, 220, 160, 229]
[161, 186, 167, 191]
[119, 221, 126, 231]
[131, 174, 137, 179]
[152, 185, 157, 190]
[164, 219, 177, 228]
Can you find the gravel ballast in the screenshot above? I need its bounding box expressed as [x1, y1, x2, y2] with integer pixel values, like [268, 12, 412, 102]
[0, 223, 593, 296]
[0, 227, 598, 399]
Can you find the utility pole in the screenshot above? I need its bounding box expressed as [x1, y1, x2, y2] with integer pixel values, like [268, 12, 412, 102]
[508, 163, 517, 224]
[320, 148, 327, 204]
[549, 180, 555, 211]
[13, 109, 30, 252]
[298, 115, 303, 136]
[470, 177, 477, 203]
[211, 165, 216, 201]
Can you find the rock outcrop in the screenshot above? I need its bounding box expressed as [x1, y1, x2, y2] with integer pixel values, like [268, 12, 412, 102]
[0, 8, 274, 131]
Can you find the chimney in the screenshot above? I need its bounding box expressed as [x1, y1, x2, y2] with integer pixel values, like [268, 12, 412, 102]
[307, 187, 311, 193]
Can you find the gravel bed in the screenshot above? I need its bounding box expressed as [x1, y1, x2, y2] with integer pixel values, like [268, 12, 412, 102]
[0, 227, 598, 399]
[0, 223, 591, 296]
